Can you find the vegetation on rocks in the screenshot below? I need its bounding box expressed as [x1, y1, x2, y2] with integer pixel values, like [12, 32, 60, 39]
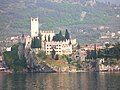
[3, 44, 27, 72]
[86, 43, 120, 66]
[37, 50, 47, 60]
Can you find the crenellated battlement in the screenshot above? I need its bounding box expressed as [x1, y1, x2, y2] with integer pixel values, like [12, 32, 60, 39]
[40, 30, 54, 34]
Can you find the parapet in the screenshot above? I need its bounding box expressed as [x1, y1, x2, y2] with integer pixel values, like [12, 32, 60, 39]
[40, 30, 54, 33]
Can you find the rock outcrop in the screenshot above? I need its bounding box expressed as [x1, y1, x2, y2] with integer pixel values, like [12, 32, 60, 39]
[25, 49, 56, 73]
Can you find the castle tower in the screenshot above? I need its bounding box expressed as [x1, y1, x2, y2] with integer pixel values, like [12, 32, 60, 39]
[31, 17, 39, 38]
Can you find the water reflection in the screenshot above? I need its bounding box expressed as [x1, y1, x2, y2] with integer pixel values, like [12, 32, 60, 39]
[0, 72, 120, 90]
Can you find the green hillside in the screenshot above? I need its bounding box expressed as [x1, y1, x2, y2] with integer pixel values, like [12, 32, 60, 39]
[0, 0, 119, 43]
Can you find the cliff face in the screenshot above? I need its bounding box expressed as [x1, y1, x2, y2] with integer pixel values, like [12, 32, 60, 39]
[25, 49, 56, 73]
[0, 61, 8, 70]
[24, 49, 76, 73]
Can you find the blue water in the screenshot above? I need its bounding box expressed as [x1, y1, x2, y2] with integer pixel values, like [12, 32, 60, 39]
[0, 72, 120, 90]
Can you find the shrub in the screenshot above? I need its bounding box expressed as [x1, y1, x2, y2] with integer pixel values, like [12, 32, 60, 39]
[37, 50, 46, 59]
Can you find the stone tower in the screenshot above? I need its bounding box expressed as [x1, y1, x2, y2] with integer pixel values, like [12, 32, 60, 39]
[31, 17, 39, 38]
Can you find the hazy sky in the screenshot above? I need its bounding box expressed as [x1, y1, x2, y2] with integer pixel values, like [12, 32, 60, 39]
[97, 0, 120, 5]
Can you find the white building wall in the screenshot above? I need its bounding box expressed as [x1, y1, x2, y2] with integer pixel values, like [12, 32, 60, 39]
[71, 39, 77, 45]
[45, 41, 62, 55]
[31, 17, 39, 38]
[62, 44, 72, 55]
[40, 31, 55, 50]
[45, 41, 72, 55]
[40, 31, 55, 41]
[6, 47, 11, 51]
[25, 35, 32, 49]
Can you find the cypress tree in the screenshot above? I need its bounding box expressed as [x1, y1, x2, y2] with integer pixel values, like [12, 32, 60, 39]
[53, 31, 65, 41]
[31, 37, 41, 48]
[65, 29, 70, 40]
[38, 33, 42, 49]
[48, 35, 50, 42]
[59, 30, 62, 36]
[58, 30, 65, 41]
[31, 38, 35, 48]
[45, 35, 47, 41]
[51, 49, 56, 59]
[77, 43, 80, 50]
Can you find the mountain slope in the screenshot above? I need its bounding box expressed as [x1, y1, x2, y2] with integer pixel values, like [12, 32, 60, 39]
[0, 0, 119, 44]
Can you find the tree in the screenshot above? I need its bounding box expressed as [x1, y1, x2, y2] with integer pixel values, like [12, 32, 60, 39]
[86, 50, 97, 60]
[48, 35, 50, 42]
[77, 43, 80, 50]
[111, 43, 120, 60]
[86, 50, 91, 59]
[97, 49, 104, 58]
[31, 38, 35, 48]
[55, 54, 59, 60]
[38, 33, 42, 49]
[53, 31, 65, 41]
[44, 35, 47, 41]
[3, 44, 27, 72]
[31, 37, 41, 48]
[105, 43, 110, 49]
[58, 31, 65, 41]
[65, 29, 70, 40]
[104, 43, 111, 61]
[37, 50, 46, 59]
[51, 49, 56, 59]
[69, 41, 72, 45]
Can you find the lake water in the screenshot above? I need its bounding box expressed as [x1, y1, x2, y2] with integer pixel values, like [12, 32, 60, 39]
[0, 72, 120, 90]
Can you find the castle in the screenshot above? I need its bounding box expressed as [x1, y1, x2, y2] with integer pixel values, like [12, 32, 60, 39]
[25, 17, 77, 55]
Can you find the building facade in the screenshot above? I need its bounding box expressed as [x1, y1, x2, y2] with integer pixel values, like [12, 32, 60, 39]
[31, 17, 39, 38]
[45, 40, 72, 55]
[26, 17, 77, 55]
